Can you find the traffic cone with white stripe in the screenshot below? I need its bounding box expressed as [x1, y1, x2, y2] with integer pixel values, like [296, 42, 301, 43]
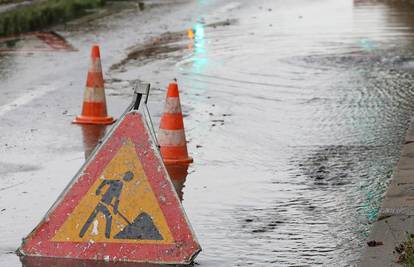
[73, 45, 114, 125]
[158, 81, 193, 180]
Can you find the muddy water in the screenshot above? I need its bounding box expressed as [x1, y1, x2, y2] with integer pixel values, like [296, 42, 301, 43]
[110, 0, 414, 265]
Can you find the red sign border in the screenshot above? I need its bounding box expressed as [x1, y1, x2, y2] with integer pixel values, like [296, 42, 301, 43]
[19, 111, 200, 264]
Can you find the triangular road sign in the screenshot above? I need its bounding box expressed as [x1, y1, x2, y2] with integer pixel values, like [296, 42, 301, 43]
[19, 111, 201, 264]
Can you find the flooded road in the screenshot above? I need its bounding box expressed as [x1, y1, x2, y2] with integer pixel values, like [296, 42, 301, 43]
[2, 0, 414, 266]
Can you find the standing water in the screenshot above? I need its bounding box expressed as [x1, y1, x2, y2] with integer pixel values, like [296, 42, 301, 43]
[1, 0, 414, 266]
[132, 0, 414, 265]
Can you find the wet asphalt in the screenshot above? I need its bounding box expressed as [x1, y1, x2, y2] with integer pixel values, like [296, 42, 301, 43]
[2, 0, 414, 266]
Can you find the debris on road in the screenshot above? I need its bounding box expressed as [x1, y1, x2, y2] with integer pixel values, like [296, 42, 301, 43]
[367, 240, 384, 247]
[395, 234, 414, 266]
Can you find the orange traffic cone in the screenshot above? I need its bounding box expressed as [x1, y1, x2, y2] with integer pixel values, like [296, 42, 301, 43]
[158, 82, 193, 173]
[73, 45, 114, 125]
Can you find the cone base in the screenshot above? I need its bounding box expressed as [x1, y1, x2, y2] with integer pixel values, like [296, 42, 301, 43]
[73, 115, 115, 125]
[163, 157, 193, 166]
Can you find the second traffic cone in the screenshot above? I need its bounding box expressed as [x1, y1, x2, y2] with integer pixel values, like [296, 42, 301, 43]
[158, 81, 193, 170]
[73, 45, 114, 125]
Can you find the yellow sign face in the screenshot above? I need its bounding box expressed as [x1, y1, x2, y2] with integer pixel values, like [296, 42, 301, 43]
[52, 139, 174, 244]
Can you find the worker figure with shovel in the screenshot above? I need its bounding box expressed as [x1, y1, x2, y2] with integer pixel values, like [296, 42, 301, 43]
[79, 171, 134, 239]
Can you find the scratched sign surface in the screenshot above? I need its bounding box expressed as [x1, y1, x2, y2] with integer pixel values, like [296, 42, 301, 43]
[19, 111, 201, 264]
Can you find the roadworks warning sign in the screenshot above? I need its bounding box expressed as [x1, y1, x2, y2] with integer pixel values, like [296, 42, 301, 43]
[19, 111, 201, 264]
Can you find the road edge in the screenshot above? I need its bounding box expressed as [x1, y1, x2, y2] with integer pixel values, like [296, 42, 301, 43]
[360, 118, 414, 266]
[0, 0, 107, 36]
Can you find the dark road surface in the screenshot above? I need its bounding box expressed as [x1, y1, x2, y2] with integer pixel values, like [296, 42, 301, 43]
[2, 0, 414, 266]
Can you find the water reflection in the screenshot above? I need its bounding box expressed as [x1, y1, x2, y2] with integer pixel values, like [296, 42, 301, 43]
[80, 125, 107, 159]
[187, 23, 208, 74]
[172, 176, 187, 202]
[166, 164, 189, 202]
[177, 0, 414, 265]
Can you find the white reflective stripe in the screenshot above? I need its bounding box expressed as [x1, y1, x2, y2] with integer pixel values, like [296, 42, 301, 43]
[89, 58, 102, 73]
[163, 97, 182, 114]
[158, 129, 186, 146]
[83, 87, 105, 102]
